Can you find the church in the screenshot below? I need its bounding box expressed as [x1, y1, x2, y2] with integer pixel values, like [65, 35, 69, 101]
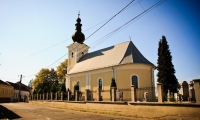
[65, 14, 156, 101]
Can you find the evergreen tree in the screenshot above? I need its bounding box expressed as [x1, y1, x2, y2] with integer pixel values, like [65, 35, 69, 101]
[50, 83, 57, 93]
[157, 36, 179, 95]
[60, 83, 66, 92]
[110, 77, 117, 100]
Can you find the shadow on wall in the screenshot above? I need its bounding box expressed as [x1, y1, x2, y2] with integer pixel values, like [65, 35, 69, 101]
[0, 105, 21, 119]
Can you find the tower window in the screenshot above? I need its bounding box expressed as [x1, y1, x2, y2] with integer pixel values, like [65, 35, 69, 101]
[81, 52, 84, 56]
[71, 52, 74, 58]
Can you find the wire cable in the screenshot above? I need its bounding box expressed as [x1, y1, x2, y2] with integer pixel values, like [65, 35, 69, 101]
[85, 0, 135, 40]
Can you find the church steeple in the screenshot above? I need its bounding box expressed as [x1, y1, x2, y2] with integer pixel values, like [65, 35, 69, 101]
[72, 13, 85, 44]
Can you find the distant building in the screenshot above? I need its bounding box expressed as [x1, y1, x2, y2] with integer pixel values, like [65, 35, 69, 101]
[0, 79, 14, 103]
[6, 81, 31, 102]
[65, 15, 156, 101]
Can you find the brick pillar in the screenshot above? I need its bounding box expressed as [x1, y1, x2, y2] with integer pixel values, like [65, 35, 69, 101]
[75, 90, 79, 101]
[193, 79, 200, 103]
[55, 92, 57, 100]
[61, 92, 63, 101]
[51, 92, 53, 101]
[68, 91, 71, 101]
[189, 81, 195, 102]
[111, 87, 116, 102]
[85, 89, 88, 101]
[157, 83, 163, 103]
[131, 85, 136, 102]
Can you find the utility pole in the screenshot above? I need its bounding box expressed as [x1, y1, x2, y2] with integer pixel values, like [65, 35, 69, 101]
[18, 74, 24, 102]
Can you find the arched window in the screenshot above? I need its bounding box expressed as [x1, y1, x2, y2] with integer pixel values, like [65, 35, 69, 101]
[131, 76, 138, 88]
[81, 52, 84, 56]
[98, 78, 103, 90]
[77, 81, 80, 86]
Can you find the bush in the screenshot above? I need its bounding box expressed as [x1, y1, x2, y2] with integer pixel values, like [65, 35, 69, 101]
[74, 84, 79, 91]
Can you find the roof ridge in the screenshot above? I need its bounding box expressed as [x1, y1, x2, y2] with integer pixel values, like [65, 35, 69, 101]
[88, 41, 131, 54]
[119, 41, 132, 64]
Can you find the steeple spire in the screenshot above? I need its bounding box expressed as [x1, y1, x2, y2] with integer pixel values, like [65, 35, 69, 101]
[72, 13, 85, 44]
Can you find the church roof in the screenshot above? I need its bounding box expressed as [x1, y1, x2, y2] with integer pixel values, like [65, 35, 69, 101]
[68, 41, 154, 74]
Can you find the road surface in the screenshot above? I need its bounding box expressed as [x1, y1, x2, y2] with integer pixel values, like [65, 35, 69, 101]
[0, 103, 138, 120]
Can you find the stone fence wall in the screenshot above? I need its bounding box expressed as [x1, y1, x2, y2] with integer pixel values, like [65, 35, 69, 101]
[29, 79, 200, 104]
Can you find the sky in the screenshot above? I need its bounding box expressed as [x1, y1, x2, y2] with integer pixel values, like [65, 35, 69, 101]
[0, 0, 200, 86]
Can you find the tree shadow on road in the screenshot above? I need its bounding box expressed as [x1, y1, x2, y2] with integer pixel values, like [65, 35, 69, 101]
[0, 105, 21, 119]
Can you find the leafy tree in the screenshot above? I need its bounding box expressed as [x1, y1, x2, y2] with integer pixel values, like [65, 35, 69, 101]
[60, 83, 66, 92]
[32, 68, 58, 93]
[57, 59, 68, 83]
[43, 86, 48, 93]
[157, 36, 179, 95]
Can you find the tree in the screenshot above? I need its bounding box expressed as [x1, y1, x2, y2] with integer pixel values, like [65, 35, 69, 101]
[32, 68, 58, 94]
[157, 36, 179, 95]
[51, 83, 57, 93]
[110, 77, 117, 87]
[57, 59, 68, 83]
[110, 77, 117, 100]
[60, 83, 66, 92]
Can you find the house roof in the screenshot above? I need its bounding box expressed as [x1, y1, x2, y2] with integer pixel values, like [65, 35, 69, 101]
[6, 81, 30, 91]
[0, 79, 11, 86]
[68, 41, 154, 74]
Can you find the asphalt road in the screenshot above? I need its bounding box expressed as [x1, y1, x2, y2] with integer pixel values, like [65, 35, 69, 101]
[0, 103, 137, 120]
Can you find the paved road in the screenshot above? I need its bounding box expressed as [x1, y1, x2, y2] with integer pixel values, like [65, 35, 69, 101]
[0, 103, 138, 120]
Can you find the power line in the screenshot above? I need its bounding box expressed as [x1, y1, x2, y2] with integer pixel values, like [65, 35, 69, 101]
[85, 0, 135, 40]
[91, 0, 166, 48]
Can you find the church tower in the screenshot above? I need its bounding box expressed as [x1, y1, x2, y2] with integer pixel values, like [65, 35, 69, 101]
[67, 14, 90, 72]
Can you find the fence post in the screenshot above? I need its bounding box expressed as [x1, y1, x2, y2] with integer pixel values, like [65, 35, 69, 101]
[61, 92, 63, 101]
[51, 92, 53, 101]
[131, 85, 136, 102]
[85, 89, 88, 101]
[97, 88, 101, 101]
[193, 79, 200, 103]
[43, 93, 45, 100]
[75, 90, 79, 101]
[46, 93, 48, 100]
[37, 93, 39, 100]
[157, 83, 163, 103]
[68, 91, 71, 101]
[55, 92, 57, 100]
[39, 94, 41, 100]
[111, 87, 116, 102]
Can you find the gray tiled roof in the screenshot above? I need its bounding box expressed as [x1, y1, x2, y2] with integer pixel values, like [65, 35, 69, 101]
[68, 41, 154, 74]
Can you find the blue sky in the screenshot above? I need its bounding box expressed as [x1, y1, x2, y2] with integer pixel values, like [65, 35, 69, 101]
[0, 0, 199, 85]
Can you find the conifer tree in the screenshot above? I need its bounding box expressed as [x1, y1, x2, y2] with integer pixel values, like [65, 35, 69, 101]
[157, 36, 179, 95]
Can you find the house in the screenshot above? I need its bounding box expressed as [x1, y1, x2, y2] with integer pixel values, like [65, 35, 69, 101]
[0, 79, 14, 103]
[6, 81, 30, 102]
[65, 15, 156, 101]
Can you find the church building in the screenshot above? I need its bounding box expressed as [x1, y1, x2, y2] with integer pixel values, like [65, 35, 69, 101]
[65, 14, 156, 101]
